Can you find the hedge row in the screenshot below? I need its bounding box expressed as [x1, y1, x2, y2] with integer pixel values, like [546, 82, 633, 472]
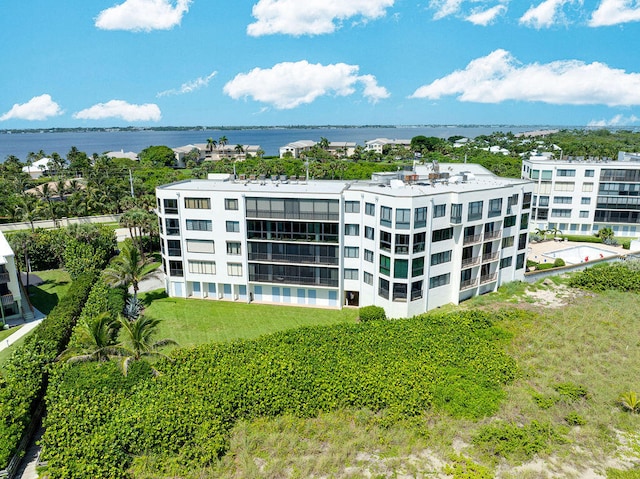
[568, 261, 640, 292]
[42, 309, 519, 478]
[0, 271, 97, 468]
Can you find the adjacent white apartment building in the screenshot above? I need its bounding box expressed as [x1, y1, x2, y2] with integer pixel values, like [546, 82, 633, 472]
[522, 152, 640, 236]
[156, 163, 533, 318]
[0, 232, 27, 324]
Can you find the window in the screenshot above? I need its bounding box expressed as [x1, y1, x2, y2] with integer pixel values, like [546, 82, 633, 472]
[227, 263, 243, 276]
[430, 250, 452, 266]
[557, 169, 576, 177]
[395, 208, 411, 229]
[413, 232, 426, 253]
[167, 240, 181, 257]
[344, 269, 359, 280]
[165, 218, 180, 235]
[345, 224, 360, 236]
[380, 231, 392, 252]
[522, 192, 532, 209]
[500, 257, 512, 269]
[394, 259, 408, 279]
[345, 201, 360, 213]
[364, 249, 374, 263]
[225, 198, 238, 210]
[186, 239, 215, 253]
[582, 182, 594, 192]
[531, 169, 540, 179]
[226, 242, 241, 255]
[488, 198, 502, 217]
[380, 206, 392, 227]
[555, 182, 575, 191]
[163, 198, 178, 214]
[169, 260, 183, 277]
[414, 207, 427, 228]
[186, 219, 212, 231]
[551, 209, 571, 217]
[429, 273, 450, 289]
[538, 196, 550, 206]
[516, 253, 525, 270]
[344, 246, 359, 258]
[411, 281, 423, 301]
[520, 213, 529, 230]
[518, 233, 527, 250]
[379, 278, 389, 299]
[188, 260, 216, 274]
[432, 227, 453, 242]
[395, 234, 410, 254]
[579, 210, 589, 218]
[451, 203, 462, 223]
[541, 170, 553, 180]
[554, 196, 572, 204]
[226, 221, 240, 233]
[537, 182, 552, 194]
[433, 204, 446, 218]
[585, 169, 595, 177]
[365, 202, 375, 216]
[502, 236, 514, 248]
[184, 197, 210, 209]
[504, 215, 516, 227]
[392, 283, 407, 301]
[581, 197, 591, 205]
[364, 271, 373, 285]
[380, 255, 391, 276]
[365, 226, 374, 240]
[412, 257, 424, 277]
[468, 201, 483, 221]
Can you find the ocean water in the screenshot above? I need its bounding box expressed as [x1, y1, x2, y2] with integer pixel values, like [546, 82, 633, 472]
[0, 125, 548, 162]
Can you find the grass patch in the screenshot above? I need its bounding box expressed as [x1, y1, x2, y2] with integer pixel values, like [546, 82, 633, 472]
[0, 325, 21, 342]
[140, 252, 161, 276]
[0, 334, 27, 371]
[141, 291, 358, 347]
[27, 269, 72, 314]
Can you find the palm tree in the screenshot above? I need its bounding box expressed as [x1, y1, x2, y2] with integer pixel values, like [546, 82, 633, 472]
[117, 315, 177, 375]
[58, 312, 121, 363]
[103, 241, 151, 302]
[234, 144, 245, 159]
[318, 137, 330, 150]
[206, 138, 216, 154]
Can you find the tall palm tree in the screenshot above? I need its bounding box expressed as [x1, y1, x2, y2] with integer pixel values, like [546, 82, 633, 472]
[103, 241, 151, 302]
[117, 315, 177, 375]
[206, 137, 216, 153]
[58, 312, 121, 363]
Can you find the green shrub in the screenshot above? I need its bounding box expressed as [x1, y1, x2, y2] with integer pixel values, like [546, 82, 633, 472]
[553, 383, 588, 402]
[565, 412, 586, 426]
[444, 454, 493, 479]
[526, 259, 538, 268]
[472, 421, 567, 463]
[358, 305, 386, 322]
[562, 234, 604, 244]
[536, 263, 555, 270]
[568, 263, 640, 292]
[532, 393, 558, 410]
[553, 258, 566, 267]
[607, 468, 640, 478]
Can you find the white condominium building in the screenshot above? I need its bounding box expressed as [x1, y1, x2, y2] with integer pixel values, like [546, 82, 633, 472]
[522, 152, 640, 236]
[156, 163, 533, 318]
[0, 231, 27, 324]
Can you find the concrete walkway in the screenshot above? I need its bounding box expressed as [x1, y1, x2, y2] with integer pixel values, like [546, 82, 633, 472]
[0, 309, 45, 353]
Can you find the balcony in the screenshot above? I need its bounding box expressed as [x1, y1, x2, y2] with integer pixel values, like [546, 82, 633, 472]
[460, 278, 478, 290]
[480, 273, 498, 284]
[0, 272, 10, 284]
[483, 230, 502, 240]
[247, 252, 339, 265]
[463, 234, 482, 245]
[482, 252, 499, 263]
[461, 256, 480, 268]
[249, 273, 338, 288]
[1, 293, 14, 306]
[450, 216, 462, 225]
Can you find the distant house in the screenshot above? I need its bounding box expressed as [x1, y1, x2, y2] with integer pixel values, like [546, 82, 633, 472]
[482, 145, 510, 156]
[105, 150, 139, 161]
[452, 138, 470, 148]
[174, 144, 260, 166]
[0, 231, 32, 323]
[22, 157, 52, 179]
[279, 140, 316, 158]
[173, 144, 205, 168]
[364, 138, 411, 154]
[24, 179, 85, 198]
[327, 142, 357, 157]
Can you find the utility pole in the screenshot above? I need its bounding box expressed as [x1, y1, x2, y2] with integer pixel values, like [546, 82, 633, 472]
[128, 169, 134, 198]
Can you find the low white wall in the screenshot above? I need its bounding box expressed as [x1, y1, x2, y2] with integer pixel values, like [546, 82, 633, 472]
[0, 214, 122, 232]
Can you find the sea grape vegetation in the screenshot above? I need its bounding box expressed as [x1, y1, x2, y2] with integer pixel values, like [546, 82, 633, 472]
[41, 310, 518, 478]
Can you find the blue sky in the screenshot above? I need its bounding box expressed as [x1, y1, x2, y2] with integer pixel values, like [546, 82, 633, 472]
[2, 0, 640, 128]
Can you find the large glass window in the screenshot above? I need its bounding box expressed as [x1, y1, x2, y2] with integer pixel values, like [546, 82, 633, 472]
[365, 226, 375, 240]
[345, 201, 360, 213]
[365, 202, 375, 216]
[413, 232, 426, 253]
[167, 240, 181, 257]
[345, 224, 360, 236]
[392, 283, 407, 301]
[504, 215, 516, 227]
[379, 278, 390, 299]
[185, 197, 210, 209]
[429, 273, 450, 289]
[432, 227, 453, 242]
[468, 201, 483, 221]
[414, 207, 427, 228]
[226, 242, 241, 255]
[430, 250, 452, 266]
[163, 198, 178, 214]
[225, 198, 238, 210]
[186, 219, 212, 231]
[412, 257, 424, 277]
[395, 234, 409, 254]
[227, 263, 243, 276]
[380, 206, 392, 227]
[364, 272, 373, 285]
[226, 221, 240, 233]
[169, 260, 183, 277]
[344, 269, 359, 280]
[433, 204, 446, 218]
[411, 281, 423, 301]
[186, 239, 215, 253]
[165, 218, 180, 235]
[364, 249, 374, 263]
[344, 246, 359, 258]
[488, 198, 502, 217]
[451, 203, 462, 223]
[380, 231, 392, 252]
[394, 259, 408, 279]
[395, 209, 411, 229]
[379, 255, 391, 276]
[188, 260, 216, 274]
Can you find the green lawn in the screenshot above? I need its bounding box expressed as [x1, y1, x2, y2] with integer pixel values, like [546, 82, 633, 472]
[27, 269, 72, 315]
[140, 290, 358, 347]
[0, 325, 22, 342]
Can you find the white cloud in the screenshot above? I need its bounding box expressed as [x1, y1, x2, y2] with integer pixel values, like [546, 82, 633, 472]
[430, 0, 465, 19]
[589, 0, 640, 26]
[157, 71, 217, 97]
[73, 100, 161, 122]
[588, 113, 640, 127]
[95, 0, 192, 32]
[466, 4, 507, 25]
[410, 49, 640, 106]
[247, 0, 394, 36]
[223, 61, 390, 109]
[519, 0, 580, 28]
[0, 94, 63, 121]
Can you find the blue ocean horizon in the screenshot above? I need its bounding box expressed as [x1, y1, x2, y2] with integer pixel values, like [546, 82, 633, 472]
[0, 125, 563, 162]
